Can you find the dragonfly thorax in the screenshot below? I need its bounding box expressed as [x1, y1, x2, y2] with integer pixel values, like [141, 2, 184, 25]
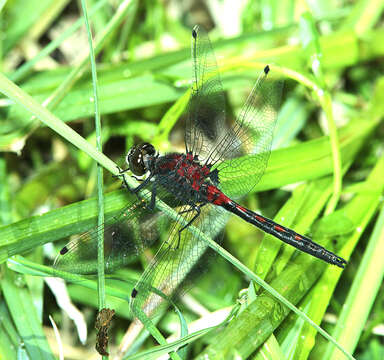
[153, 152, 218, 204]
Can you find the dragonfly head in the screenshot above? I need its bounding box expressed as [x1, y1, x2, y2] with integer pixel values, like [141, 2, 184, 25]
[126, 143, 156, 176]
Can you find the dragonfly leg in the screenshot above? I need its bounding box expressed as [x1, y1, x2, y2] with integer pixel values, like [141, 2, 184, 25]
[176, 204, 201, 248]
[113, 166, 132, 189]
[131, 173, 153, 193]
[117, 165, 129, 175]
[148, 181, 157, 211]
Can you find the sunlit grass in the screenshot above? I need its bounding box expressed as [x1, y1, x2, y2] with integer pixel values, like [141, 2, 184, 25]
[1, 1, 384, 359]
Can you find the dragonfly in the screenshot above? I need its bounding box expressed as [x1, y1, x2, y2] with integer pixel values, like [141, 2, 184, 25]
[55, 25, 346, 324]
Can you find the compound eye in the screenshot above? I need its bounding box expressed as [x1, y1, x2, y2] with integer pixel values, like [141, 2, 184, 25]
[127, 145, 146, 176]
[141, 143, 155, 156]
[126, 143, 156, 176]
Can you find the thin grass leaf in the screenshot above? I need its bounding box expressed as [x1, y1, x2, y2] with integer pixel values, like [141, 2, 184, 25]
[1, 267, 55, 359]
[324, 157, 384, 359]
[80, 0, 106, 314]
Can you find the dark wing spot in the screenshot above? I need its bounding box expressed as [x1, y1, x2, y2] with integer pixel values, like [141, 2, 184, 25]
[60, 246, 69, 255]
[131, 288, 138, 298]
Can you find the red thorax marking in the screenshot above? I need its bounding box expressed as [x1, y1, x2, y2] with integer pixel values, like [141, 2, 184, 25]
[206, 185, 230, 205]
[158, 154, 213, 193]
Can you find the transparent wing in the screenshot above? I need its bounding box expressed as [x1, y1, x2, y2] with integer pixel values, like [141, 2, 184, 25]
[129, 202, 229, 324]
[53, 177, 229, 325]
[53, 197, 163, 276]
[215, 67, 284, 198]
[185, 25, 227, 161]
[185, 25, 284, 199]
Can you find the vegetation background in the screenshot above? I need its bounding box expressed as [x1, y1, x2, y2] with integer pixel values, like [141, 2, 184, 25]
[0, 0, 384, 359]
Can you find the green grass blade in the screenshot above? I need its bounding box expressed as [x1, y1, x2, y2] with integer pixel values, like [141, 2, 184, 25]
[324, 157, 384, 359]
[1, 267, 55, 359]
[0, 71, 118, 174]
[9, 0, 109, 83]
[299, 12, 342, 215]
[277, 157, 384, 360]
[80, 0, 106, 314]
